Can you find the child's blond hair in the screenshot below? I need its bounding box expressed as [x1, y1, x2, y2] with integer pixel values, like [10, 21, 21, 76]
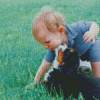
[32, 6, 66, 36]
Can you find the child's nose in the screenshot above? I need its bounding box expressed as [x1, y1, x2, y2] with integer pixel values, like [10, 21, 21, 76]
[43, 45, 49, 49]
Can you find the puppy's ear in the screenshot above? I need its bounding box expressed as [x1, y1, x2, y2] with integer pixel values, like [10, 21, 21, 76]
[69, 49, 74, 53]
[57, 49, 64, 63]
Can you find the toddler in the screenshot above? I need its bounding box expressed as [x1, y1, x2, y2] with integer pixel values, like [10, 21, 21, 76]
[32, 6, 100, 84]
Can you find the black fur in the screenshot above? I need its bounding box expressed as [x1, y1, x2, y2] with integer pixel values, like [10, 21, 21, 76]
[37, 48, 100, 100]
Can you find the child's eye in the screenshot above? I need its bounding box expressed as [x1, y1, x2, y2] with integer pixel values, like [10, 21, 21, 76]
[46, 41, 50, 44]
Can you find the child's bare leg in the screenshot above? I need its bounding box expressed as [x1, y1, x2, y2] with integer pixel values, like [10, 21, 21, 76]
[91, 62, 100, 78]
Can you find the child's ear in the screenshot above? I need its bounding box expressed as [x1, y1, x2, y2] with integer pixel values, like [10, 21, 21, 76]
[58, 26, 65, 35]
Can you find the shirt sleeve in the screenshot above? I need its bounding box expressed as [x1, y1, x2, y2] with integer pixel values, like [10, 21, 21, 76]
[70, 20, 92, 34]
[44, 50, 55, 62]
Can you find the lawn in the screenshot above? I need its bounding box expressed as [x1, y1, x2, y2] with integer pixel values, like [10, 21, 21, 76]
[0, 0, 100, 99]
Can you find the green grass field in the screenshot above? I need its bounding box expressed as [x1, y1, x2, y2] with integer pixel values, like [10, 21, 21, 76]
[0, 0, 100, 99]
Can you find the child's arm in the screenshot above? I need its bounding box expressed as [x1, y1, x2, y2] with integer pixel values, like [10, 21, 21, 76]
[83, 22, 99, 44]
[34, 59, 52, 84]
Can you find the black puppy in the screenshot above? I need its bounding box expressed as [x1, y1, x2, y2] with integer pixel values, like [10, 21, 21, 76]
[38, 46, 100, 100]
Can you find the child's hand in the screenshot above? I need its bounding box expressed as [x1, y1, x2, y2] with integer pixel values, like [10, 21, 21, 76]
[83, 31, 95, 44]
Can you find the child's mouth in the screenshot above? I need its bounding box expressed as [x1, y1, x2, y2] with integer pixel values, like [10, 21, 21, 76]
[51, 48, 55, 51]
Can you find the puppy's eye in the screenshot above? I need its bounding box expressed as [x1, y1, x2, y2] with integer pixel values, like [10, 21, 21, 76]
[69, 49, 74, 53]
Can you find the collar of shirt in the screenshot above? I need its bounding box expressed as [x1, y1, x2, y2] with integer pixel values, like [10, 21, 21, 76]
[65, 25, 78, 47]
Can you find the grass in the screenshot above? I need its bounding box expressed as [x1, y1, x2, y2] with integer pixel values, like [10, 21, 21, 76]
[0, 0, 100, 99]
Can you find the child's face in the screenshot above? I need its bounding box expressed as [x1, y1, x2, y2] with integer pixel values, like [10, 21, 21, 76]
[34, 23, 65, 51]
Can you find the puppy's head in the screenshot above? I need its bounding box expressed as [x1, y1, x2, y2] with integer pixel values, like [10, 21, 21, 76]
[63, 48, 78, 64]
[56, 47, 79, 67]
[55, 44, 79, 75]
